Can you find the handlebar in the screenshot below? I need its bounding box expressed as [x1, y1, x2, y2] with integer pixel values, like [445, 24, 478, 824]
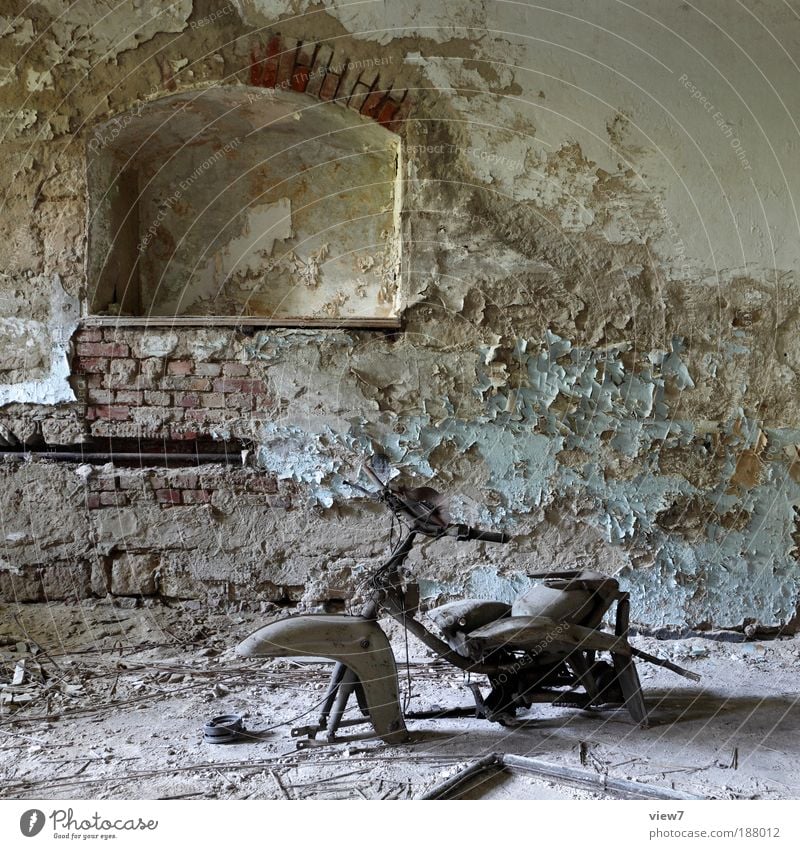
[454, 524, 510, 544]
[356, 464, 510, 543]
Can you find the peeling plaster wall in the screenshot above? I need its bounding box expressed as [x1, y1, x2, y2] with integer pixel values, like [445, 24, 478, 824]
[1, 1, 799, 630]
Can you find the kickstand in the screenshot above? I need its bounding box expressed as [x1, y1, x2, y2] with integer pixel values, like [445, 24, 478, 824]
[468, 682, 489, 719]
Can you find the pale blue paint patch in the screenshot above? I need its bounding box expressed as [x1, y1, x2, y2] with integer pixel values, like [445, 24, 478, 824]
[419, 567, 530, 605]
[253, 329, 800, 628]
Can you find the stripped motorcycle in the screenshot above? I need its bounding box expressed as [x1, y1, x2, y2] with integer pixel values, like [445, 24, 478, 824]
[236, 464, 699, 748]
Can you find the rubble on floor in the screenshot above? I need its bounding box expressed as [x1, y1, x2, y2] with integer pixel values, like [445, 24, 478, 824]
[1, 601, 798, 800]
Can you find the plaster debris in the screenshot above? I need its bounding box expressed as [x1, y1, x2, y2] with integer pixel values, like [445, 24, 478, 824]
[0, 276, 79, 406]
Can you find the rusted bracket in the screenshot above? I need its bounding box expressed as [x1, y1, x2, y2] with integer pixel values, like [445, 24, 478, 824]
[418, 753, 704, 801]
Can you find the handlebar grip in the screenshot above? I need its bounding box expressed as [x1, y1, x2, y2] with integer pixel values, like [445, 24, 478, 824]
[465, 527, 510, 544]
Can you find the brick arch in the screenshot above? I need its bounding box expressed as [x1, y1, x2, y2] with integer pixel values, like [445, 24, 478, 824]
[248, 33, 411, 133]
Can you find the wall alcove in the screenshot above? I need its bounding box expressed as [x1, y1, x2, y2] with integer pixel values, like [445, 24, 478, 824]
[85, 86, 402, 326]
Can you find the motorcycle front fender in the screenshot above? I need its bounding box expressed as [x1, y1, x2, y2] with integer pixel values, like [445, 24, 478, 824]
[237, 614, 407, 744]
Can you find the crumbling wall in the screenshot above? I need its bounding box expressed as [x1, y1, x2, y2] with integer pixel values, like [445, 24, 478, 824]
[1, 1, 799, 630]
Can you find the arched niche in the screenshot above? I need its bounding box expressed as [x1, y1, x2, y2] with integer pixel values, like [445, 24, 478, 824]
[85, 86, 402, 325]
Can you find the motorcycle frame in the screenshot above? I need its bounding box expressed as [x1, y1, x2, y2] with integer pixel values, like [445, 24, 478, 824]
[240, 523, 660, 749]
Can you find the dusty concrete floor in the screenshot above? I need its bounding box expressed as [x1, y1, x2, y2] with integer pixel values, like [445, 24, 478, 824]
[1, 601, 798, 800]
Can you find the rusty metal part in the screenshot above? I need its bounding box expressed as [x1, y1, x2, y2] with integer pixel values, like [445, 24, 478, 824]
[629, 646, 701, 681]
[418, 753, 704, 800]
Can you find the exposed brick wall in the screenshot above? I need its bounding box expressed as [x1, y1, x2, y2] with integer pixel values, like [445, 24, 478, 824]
[0, 455, 300, 605]
[72, 328, 272, 440]
[83, 466, 286, 511]
[248, 32, 411, 133]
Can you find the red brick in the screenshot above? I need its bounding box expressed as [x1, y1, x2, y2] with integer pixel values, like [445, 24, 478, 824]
[222, 363, 249, 377]
[167, 359, 194, 376]
[156, 488, 182, 506]
[202, 393, 225, 408]
[260, 35, 282, 87]
[385, 96, 411, 133]
[100, 491, 127, 507]
[169, 428, 199, 441]
[170, 473, 197, 489]
[377, 98, 400, 127]
[77, 328, 103, 342]
[176, 392, 200, 408]
[88, 388, 112, 404]
[250, 47, 265, 86]
[75, 357, 108, 373]
[77, 342, 129, 358]
[247, 476, 278, 493]
[182, 489, 212, 504]
[291, 65, 310, 91]
[348, 81, 372, 111]
[276, 40, 296, 86]
[85, 493, 101, 510]
[319, 73, 340, 101]
[115, 390, 143, 405]
[195, 363, 222, 377]
[144, 390, 171, 406]
[361, 90, 387, 119]
[213, 378, 267, 394]
[186, 378, 211, 392]
[225, 394, 253, 410]
[92, 405, 130, 421]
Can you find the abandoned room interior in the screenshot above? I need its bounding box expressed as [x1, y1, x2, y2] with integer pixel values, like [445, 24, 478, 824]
[1, 0, 799, 810]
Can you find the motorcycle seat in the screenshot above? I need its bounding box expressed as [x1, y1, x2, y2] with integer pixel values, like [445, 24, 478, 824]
[428, 572, 621, 657]
[512, 570, 619, 629]
[428, 599, 512, 657]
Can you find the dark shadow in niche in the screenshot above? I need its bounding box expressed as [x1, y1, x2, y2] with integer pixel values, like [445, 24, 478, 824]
[85, 86, 402, 323]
